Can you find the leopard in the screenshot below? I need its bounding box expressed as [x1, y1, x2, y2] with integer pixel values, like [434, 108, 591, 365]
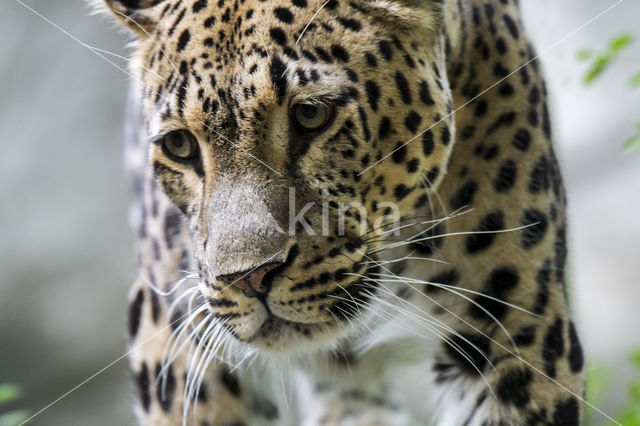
[99, 0, 586, 424]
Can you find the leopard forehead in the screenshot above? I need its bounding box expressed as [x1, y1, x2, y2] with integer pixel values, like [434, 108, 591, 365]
[131, 0, 446, 139]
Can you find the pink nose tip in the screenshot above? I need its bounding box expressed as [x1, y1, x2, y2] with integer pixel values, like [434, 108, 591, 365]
[216, 262, 280, 297]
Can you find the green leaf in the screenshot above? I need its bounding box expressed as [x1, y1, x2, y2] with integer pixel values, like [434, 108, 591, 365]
[609, 33, 634, 53]
[0, 385, 22, 405]
[623, 133, 640, 155]
[0, 410, 30, 426]
[582, 33, 635, 86]
[632, 350, 640, 368]
[630, 71, 640, 87]
[584, 55, 612, 85]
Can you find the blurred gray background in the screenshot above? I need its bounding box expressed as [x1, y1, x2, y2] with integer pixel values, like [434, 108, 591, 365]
[0, 0, 638, 425]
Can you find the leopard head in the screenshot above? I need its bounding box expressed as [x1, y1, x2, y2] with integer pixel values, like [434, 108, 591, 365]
[103, 0, 454, 352]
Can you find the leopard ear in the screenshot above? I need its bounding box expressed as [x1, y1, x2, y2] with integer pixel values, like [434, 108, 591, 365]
[98, 0, 166, 35]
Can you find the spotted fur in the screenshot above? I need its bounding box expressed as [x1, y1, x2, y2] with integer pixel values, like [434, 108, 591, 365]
[101, 0, 585, 424]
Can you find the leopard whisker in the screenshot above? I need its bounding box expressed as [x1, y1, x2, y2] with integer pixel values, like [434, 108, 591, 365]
[183, 316, 221, 424]
[353, 286, 496, 395]
[327, 302, 374, 337]
[349, 274, 499, 376]
[83, 44, 165, 80]
[358, 285, 497, 398]
[380, 275, 523, 360]
[332, 281, 366, 319]
[159, 308, 210, 398]
[161, 303, 209, 377]
[360, 212, 448, 239]
[325, 292, 400, 337]
[166, 286, 200, 323]
[361, 253, 450, 267]
[185, 318, 226, 423]
[146, 273, 199, 297]
[420, 174, 449, 219]
[368, 223, 536, 255]
[361, 206, 472, 243]
[357, 255, 517, 390]
[370, 272, 537, 317]
[325, 307, 351, 334]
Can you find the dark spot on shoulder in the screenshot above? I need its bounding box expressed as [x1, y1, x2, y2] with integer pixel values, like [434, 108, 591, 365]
[521, 209, 548, 249]
[450, 181, 478, 210]
[466, 211, 504, 254]
[529, 155, 550, 193]
[470, 266, 519, 321]
[394, 184, 412, 201]
[494, 159, 517, 192]
[513, 128, 531, 151]
[391, 143, 407, 163]
[497, 368, 532, 408]
[404, 111, 422, 133]
[513, 325, 536, 346]
[503, 14, 520, 39]
[533, 259, 551, 315]
[442, 333, 491, 376]
[542, 317, 565, 378]
[568, 322, 584, 373]
[552, 397, 579, 426]
[419, 80, 435, 105]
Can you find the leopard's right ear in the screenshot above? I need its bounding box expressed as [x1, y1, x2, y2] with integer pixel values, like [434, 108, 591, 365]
[95, 0, 167, 36]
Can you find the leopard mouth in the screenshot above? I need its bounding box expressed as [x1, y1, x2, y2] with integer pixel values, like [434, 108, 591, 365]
[199, 241, 378, 351]
[246, 277, 379, 352]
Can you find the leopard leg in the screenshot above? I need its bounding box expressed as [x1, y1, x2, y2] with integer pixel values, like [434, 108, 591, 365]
[431, 313, 584, 426]
[127, 277, 252, 425]
[404, 176, 585, 425]
[124, 82, 278, 426]
[126, 178, 254, 425]
[418, 1, 587, 423]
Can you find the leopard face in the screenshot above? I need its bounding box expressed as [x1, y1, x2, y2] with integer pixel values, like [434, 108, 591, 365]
[104, 0, 453, 351]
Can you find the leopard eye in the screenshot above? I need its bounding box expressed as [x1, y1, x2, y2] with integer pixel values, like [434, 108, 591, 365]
[161, 130, 199, 161]
[292, 103, 332, 132]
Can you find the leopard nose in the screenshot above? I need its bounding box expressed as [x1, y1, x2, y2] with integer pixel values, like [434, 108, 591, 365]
[216, 262, 281, 298]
